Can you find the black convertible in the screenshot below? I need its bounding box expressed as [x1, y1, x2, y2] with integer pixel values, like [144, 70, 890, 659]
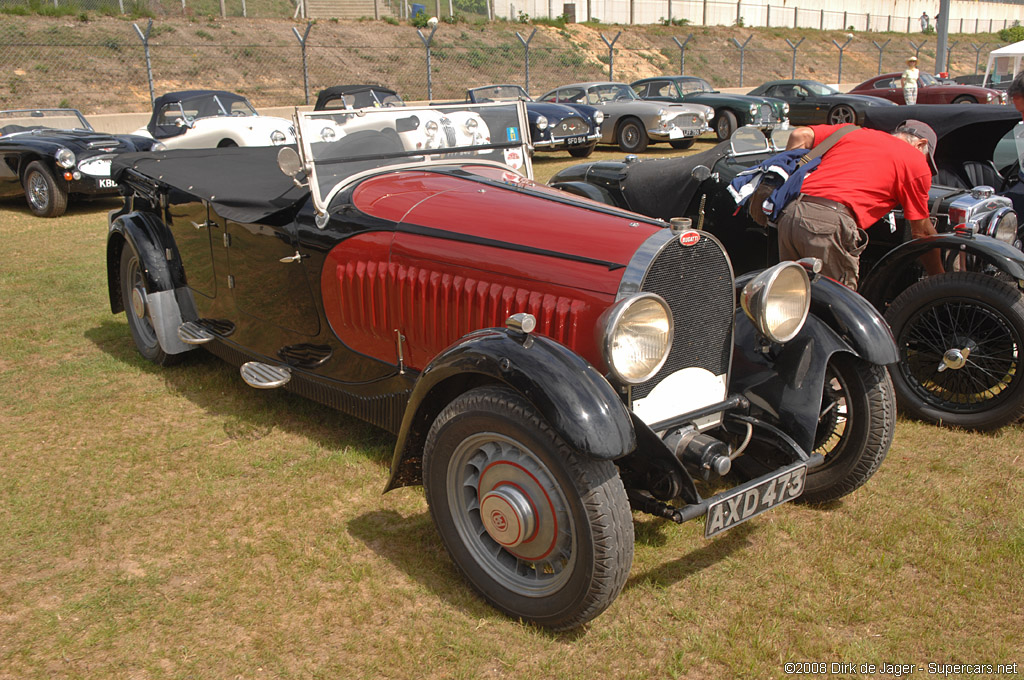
[550, 104, 1024, 431]
[747, 79, 896, 126]
[0, 108, 162, 217]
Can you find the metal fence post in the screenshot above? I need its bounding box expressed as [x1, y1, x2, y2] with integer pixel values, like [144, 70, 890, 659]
[872, 38, 890, 75]
[785, 37, 803, 79]
[672, 34, 693, 75]
[418, 22, 440, 101]
[908, 39, 925, 63]
[292, 21, 313, 105]
[793, 6, 797, 28]
[832, 35, 853, 85]
[730, 35, 752, 87]
[132, 19, 155, 108]
[945, 41, 957, 74]
[601, 31, 621, 81]
[970, 42, 988, 75]
[516, 29, 536, 94]
[766, 4, 770, 27]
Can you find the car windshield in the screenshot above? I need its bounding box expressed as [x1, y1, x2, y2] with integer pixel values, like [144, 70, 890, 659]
[172, 94, 258, 121]
[296, 101, 532, 212]
[918, 72, 939, 86]
[471, 86, 530, 102]
[679, 79, 713, 95]
[0, 108, 92, 133]
[805, 82, 838, 95]
[589, 83, 639, 103]
[324, 89, 405, 110]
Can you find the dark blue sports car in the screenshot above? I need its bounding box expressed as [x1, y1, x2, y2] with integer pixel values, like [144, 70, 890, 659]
[466, 85, 603, 158]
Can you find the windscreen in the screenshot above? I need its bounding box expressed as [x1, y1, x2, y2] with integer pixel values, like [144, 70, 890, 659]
[0, 109, 91, 133]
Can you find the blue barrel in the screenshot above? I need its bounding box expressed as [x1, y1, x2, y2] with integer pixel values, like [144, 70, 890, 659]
[411, 3, 425, 17]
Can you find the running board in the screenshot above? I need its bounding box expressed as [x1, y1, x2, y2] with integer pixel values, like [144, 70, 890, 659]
[240, 361, 291, 389]
[177, 321, 216, 345]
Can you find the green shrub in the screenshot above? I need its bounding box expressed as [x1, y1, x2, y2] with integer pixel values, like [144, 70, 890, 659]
[998, 24, 1024, 42]
[383, 15, 399, 25]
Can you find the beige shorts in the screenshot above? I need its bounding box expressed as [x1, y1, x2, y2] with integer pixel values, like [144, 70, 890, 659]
[777, 198, 868, 290]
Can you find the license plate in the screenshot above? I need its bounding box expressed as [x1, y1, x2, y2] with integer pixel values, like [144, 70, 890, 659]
[559, 135, 587, 146]
[98, 178, 117, 189]
[704, 464, 806, 538]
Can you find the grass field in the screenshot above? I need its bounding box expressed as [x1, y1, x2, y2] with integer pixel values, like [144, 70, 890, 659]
[1, 143, 1023, 678]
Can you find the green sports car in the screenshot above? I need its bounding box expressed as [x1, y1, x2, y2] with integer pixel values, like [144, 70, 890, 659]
[631, 75, 789, 141]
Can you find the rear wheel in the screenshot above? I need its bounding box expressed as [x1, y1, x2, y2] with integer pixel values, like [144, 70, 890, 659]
[884, 272, 1024, 430]
[827, 104, 856, 125]
[714, 110, 738, 140]
[217, 139, 238, 147]
[22, 161, 68, 218]
[119, 246, 180, 366]
[616, 118, 648, 153]
[422, 385, 633, 630]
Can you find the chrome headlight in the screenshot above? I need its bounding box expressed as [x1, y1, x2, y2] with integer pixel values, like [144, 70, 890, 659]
[599, 293, 673, 384]
[749, 103, 759, 116]
[425, 120, 438, 137]
[985, 93, 993, 102]
[463, 117, 479, 133]
[55, 147, 76, 169]
[783, 102, 790, 115]
[270, 130, 287, 144]
[535, 115, 549, 131]
[740, 262, 810, 344]
[151, 141, 167, 151]
[985, 207, 1018, 244]
[593, 110, 605, 125]
[319, 126, 336, 142]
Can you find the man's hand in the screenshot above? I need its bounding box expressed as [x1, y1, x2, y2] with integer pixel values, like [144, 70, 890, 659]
[908, 217, 944, 276]
[785, 127, 814, 150]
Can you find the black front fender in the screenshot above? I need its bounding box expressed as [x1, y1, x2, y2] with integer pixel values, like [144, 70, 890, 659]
[385, 328, 636, 491]
[106, 210, 182, 314]
[807, 274, 899, 366]
[859, 233, 1024, 306]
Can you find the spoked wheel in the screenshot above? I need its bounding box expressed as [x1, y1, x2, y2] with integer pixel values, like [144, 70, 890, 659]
[827, 104, 856, 125]
[733, 354, 895, 504]
[714, 110, 738, 141]
[23, 161, 68, 217]
[884, 272, 1024, 430]
[423, 386, 633, 630]
[119, 246, 181, 366]
[616, 118, 648, 153]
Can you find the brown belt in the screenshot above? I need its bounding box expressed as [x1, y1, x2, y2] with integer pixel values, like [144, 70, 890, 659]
[797, 194, 853, 220]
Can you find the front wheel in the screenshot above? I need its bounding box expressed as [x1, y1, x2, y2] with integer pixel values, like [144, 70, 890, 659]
[669, 138, 696, 150]
[952, 95, 977, 104]
[714, 110, 738, 140]
[422, 385, 634, 630]
[884, 272, 1024, 430]
[827, 104, 856, 125]
[23, 161, 68, 217]
[568, 143, 596, 158]
[616, 118, 648, 153]
[119, 245, 181, 366]
[733, 354, 895, 504]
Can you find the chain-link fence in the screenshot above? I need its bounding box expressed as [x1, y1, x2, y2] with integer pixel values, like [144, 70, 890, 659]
[0, 14, 1016, 113]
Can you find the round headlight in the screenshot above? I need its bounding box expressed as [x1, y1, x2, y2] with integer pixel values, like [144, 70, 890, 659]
[151, 141, 167, 151]
[985, 207, 1018, 244]
[319, 126, 336, 142]
[783, 102, 790, 115]
[535, 115, 549, 131]
[425, 120, 438, 137]
[740, 262, 810, 344]
[464, 117, 478, 132]
[270, 130, 287, 144]
[600, 293, 673, 384]
[55, 147, 76, 169]
[749, 103, 759, 116]
[593, 110, 605, 125]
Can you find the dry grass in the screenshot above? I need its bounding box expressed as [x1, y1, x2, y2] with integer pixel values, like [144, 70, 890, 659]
[1, 147, 1023, 679]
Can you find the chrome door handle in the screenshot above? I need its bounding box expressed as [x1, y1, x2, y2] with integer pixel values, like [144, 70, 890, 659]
[279, 251, 304, 263]
[191, 220, 210, 230]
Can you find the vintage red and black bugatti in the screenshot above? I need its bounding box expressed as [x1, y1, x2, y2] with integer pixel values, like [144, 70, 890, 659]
[106, 101, 897, 629]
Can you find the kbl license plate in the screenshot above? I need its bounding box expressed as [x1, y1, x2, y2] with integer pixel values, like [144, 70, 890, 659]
[704, 464, 806, 538]
[98, 179, 117, 189]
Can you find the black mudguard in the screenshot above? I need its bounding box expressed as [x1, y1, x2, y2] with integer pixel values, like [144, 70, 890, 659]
[547, 180, 620, 207]
[806, 274, 899, 367]
[106, 210, 183, 313]
[858, 232, 1024, 307]
[385, 328, 636, 492]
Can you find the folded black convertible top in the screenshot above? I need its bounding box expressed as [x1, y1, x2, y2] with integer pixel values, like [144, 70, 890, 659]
[112, 146, 308, 224]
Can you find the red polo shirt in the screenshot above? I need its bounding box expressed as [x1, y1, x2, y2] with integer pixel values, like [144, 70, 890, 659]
[799, 124, 932, 229]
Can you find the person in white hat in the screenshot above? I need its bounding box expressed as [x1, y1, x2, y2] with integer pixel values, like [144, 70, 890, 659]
[901, 56, 920, 104]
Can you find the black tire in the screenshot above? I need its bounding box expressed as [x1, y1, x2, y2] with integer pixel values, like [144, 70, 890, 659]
[734, 354, 895, 504]
[217, 139, 238, 147]
[670, 138, 696, 150]
[422, 385, 633, 630]
[714, 110, 738, 141]
[952, 95, 976, 104]
[616, 118, 648, 153]
[568, 143, 596, 158]
[827, 104, 856, 125]
[884, 272, 1024, 430]
[22, 160, 68, 218]
[119, 246, 181, 366]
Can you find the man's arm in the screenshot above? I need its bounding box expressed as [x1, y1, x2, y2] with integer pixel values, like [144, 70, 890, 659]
[785, 126, 814, 150]
[908, 217, 944, 275]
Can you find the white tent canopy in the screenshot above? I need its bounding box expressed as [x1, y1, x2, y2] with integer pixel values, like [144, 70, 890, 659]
[982, 39, 1024, 87]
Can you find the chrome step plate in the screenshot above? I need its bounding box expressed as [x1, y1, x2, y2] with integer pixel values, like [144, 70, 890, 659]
[240, 362, 291, 389]
[177, 321, 216, 345]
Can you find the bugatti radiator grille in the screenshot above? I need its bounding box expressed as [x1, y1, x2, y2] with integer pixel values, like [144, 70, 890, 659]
[633, 233, 734, 401]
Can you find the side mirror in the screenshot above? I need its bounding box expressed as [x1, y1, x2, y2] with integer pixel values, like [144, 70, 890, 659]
[691, 165, 712, 182]
[277, 146, 305, 187]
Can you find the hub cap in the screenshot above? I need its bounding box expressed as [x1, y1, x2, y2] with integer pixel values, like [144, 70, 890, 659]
[27, 173, 49, 211]
[480, 485, 536, 548]
[937, 347, 970, 372]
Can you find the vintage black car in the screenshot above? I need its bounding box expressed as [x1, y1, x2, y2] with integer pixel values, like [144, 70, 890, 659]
[0, 108, 162, 217]
[631, 75, 789, 141]
[550, 104, 1024, 431]
[107, 101, 897, 629]
[465, 84, 603, 158]
[747, 79, 896, 126]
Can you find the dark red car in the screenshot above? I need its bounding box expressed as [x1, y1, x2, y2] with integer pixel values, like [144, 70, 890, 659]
[850, 71, 1007, 105]
[107, 100, 897, 630]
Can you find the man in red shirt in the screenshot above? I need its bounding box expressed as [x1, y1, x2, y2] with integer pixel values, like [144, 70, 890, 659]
[779, 120, 941, 290]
